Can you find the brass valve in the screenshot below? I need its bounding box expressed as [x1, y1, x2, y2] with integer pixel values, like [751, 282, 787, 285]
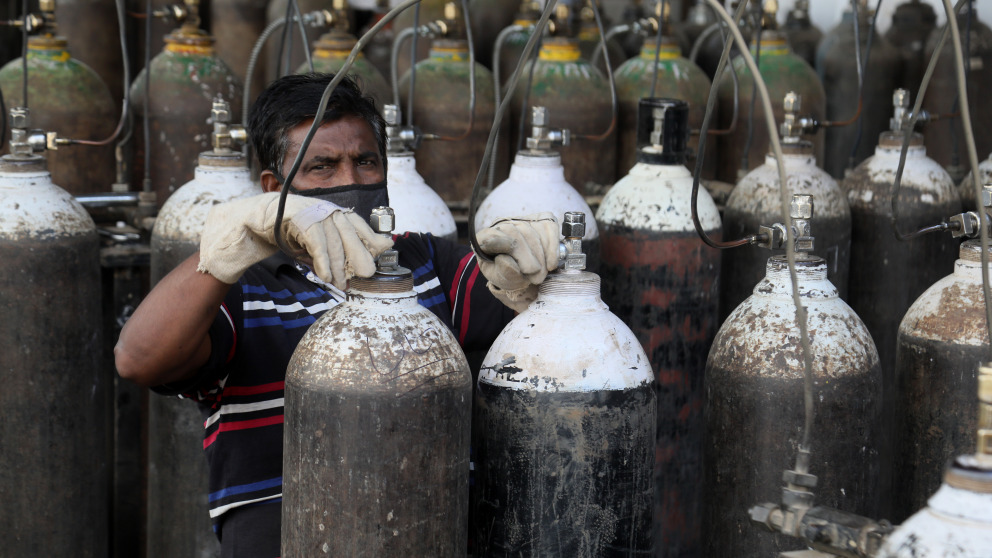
[756, 194, 815, 253]
[780, 92, 819, 142]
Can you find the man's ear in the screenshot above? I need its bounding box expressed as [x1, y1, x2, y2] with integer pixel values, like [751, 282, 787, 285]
[260, 169, 282, 193]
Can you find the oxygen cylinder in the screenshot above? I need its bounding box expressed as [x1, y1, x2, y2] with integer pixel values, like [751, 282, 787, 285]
[922, 5, 992, 183]
[705, 201, 881, 557]
[510, 32, 616, 195]
[878, 457, 992, 557]
[282, 208, 472, 555]
[893, 240, 991, 522]
[720, 92, 850, 320]
[130, 17, 243, 208]
[496, 1, 539, 88]
[300, 29, 391, 107]
[145, 102, 258, 558]
[265, 0, 344, 82]
[715, 29, 826, 183]
[475, 106, 600, 269]
[577, 0, 628, 74]
[211, 0, 269, 101]
[383, 105, 457, 240]
[0, 108, 107, 555]
[596, 99, 721, 558]
[399, 4, 505, 205]
[0, 34, 116, 195]
[885, 0, 937, 92]
[843, 91, 961, 509]
[472, 213, 656, 556]
[816, 7, 903, 179]
[783, 0, 823, 67]
[615, 35, 711, 177]
[961, 153, 992, 211]
[55, 0, 126, 106]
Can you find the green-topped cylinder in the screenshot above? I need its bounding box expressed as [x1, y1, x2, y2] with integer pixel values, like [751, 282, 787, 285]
[0, 35, 116, 195]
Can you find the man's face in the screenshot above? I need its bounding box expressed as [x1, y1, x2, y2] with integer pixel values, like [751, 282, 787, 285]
[260, 114, 385, 193]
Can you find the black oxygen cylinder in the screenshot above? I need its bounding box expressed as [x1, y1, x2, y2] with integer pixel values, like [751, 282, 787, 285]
[282, 213, 472, 555]
[473, 217, 657, 556]
[0, 125, 108, 555]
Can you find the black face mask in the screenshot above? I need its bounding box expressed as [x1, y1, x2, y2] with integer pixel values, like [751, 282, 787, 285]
[272, 170, 389, 223]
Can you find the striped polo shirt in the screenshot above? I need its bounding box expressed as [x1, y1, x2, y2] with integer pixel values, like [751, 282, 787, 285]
[169, 232, 513, 532]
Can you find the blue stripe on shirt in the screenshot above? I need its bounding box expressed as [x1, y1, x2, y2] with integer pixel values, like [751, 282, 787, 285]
[419, 292, 447, 309]
[243, 284, 325, 302]
[244, 315, 317, 329]
[209, 476, 283, 502]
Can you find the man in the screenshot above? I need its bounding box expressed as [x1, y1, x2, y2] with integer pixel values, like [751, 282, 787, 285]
[115, 73, 561, 557]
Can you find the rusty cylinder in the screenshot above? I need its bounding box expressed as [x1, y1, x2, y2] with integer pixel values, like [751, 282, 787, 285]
[885, 0, 937, 93]
[509, 36, 616, 195]
[715, 31, 825, 183]
[0, 143, 107, 555]
[816, 8, 903, 179]
[842, 103, 961, 521]
[705, 254, 882, 557]
[596, 98, 721, 558]
[0, 35, 116, 195]
[472, 223, 657, 556]
[921, 5, 992, 183]
[614, 36, 712, 178]
[893, 240, 991, 522]
[399, 36, 506, 205]
[282, 238, 472, 555]
[146, 104, 260, 558]
[130, 25, 243, 208]
[720, 140, 851, 321]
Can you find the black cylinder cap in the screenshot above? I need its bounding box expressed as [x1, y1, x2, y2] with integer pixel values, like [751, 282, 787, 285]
[636, 98, 689, 165]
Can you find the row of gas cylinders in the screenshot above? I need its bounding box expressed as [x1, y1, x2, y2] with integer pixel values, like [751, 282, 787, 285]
[4, 0, 992, 212]
[4, 87, 992, 556]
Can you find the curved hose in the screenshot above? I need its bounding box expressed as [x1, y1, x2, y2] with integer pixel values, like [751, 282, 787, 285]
[489, 23, 526, 192]
[20, 0, 27, 109]
[390, 26, 416, 111]
[290, 0, 314, 74]
[704, 0, 817, 467]
[689, 22, 721, 64]
[69, 0, 132, 147]
[429, 0, 477, 142]
[575, 0, 618, 142]
[243, 16, 290, 128]
[590, 23, 629, 68]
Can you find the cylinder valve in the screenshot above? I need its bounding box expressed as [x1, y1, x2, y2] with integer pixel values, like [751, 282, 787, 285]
[525, 106, 570, 154]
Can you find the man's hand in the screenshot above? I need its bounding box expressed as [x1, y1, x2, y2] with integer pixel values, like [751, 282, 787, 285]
[197, 192, 394, 289]
[475, 212, 561, 313]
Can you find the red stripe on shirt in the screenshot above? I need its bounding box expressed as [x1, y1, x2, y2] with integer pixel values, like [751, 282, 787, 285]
[450, 252, 473, 305]
[203, 415, 284, 449]
[223, 381, 285, 397]
[459, 266, 481, 345]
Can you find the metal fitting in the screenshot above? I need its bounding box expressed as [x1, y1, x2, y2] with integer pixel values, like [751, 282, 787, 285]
[383, 104, 421, 153]
[526, 106, 570, 153]
[783, 469, 818, 489]
[756, 223, 787, 250]
[949, 211, 980, 238]
[649, 107, 666, 146]
[371, 207, 400, 272]
[7, 107, 47, 157]
[791, 194, 815, 253]
[780, 92, 818, 141]
[211, 99, 247, 153]
[152, 4, 189, 25]
[561, 212, 586, 271]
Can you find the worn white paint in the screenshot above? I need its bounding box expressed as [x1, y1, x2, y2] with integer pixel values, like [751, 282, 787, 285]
[153, 158, 261, 244]
[480, 271, 652, 392]
[899, 240, 992, 346]
[711, 256, 879, 380]
[475, 152, 600, 239]
[597, 161, 721, 233]
[860, 141, 958, 205]
[0, 163, 94, 238]
[878, 478, 992, 557]
[729, 152, 850, 219]
[386, 153, 457, 241]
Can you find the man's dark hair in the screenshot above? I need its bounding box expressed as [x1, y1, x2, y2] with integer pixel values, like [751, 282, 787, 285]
[247, 72, 387, 176]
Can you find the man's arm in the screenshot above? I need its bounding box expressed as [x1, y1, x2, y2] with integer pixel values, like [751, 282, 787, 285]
[115, 253, 231, 388]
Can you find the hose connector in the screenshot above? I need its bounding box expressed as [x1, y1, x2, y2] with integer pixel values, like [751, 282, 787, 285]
[525, 106, 570, 154]
[560, 212, 586, 271]
[211, 99, 247, 154]
[780, 92, 819, 142]
[384, 104, 420, 153]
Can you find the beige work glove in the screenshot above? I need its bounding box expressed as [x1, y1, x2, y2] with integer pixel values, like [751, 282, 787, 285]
[475, 212, 560, 313]
[197, 192, 393, 289]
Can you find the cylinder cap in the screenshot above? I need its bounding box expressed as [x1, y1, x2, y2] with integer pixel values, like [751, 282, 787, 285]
[637, 98, 689, 165]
